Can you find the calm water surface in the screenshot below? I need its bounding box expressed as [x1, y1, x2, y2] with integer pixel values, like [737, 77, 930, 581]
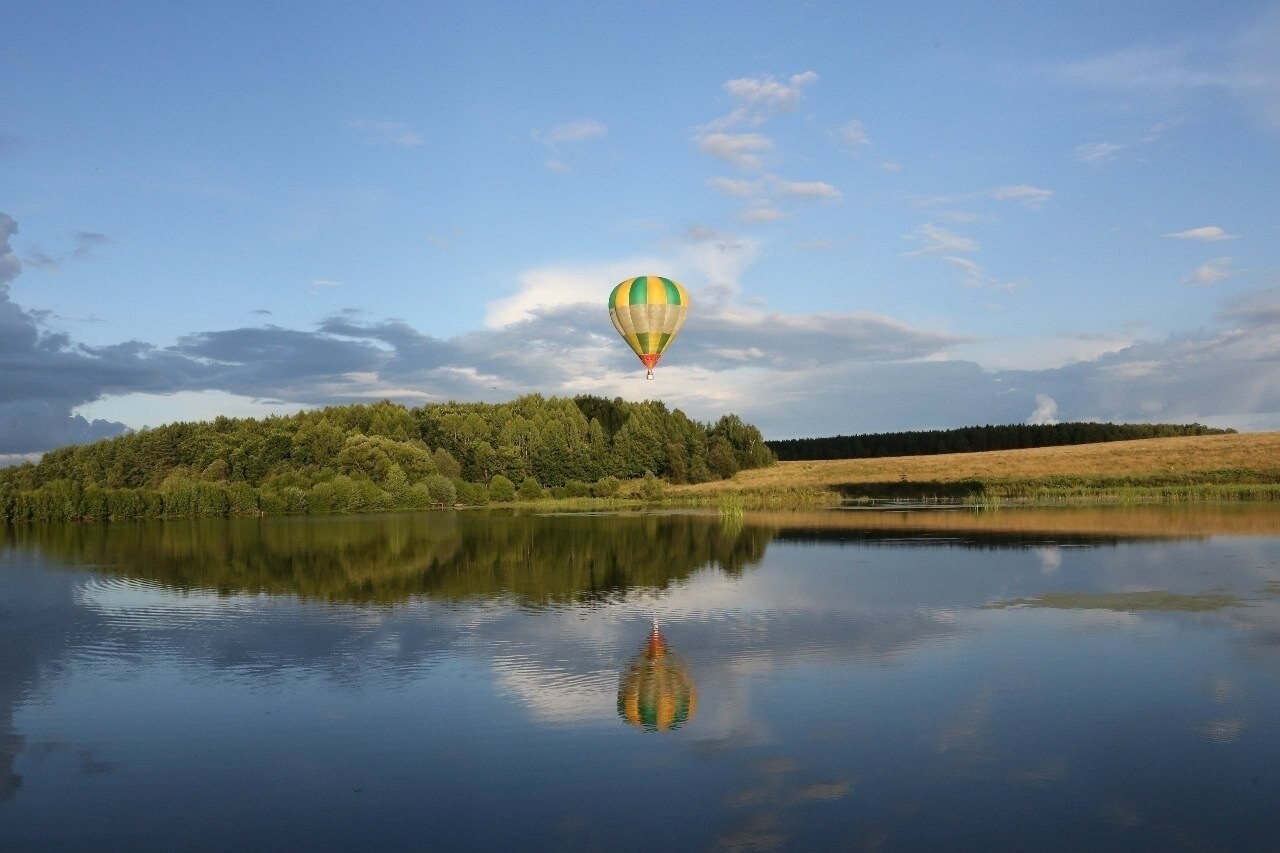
[4, 506, 1280, 851]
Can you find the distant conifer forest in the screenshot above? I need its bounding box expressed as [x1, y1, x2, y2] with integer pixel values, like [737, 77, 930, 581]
[767, 422, 1234, 462]
[0, 395, 776, 523]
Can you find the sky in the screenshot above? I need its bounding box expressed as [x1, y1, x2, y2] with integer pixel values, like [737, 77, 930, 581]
[3, 1, 1279, 463]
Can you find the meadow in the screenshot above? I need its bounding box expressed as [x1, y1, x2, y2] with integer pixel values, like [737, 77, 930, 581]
[669, 431, 1280, 505]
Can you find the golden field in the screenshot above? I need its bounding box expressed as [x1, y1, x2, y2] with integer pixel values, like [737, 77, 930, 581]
[670, 431, 1280, 499]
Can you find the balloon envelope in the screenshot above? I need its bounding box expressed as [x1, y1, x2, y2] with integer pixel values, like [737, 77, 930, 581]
[608, 276, 690, 377]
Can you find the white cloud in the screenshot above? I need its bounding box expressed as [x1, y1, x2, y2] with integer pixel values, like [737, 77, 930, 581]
[484, 260, 659, 328]
[772, 179, 842, 201]
[840, 119, 871, 149]
[697, 132, 773, 170]
[989, 185, 1054, 208]
[941, 256, 991, 288]
[939, 257, 1027, 292]
[880, 161, 902, 172]
[919, 185, 1054, 210]
[706, 176, 759, 198]
[1027, 394, 1060, 425]
[533, 119, 607, 170]
[904, 223, 979, 256]
[344, 118, 423, 147]
[723, 71, 818, 114]
[741, 205, 787, 223]
[1076, 141, 1127, 163]
[698, 70, 819, 138]
[1165, 226, 1238, 241]
[1184, 257, 1238, 286]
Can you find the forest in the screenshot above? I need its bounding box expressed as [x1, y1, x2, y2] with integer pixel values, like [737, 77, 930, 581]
[0, 395, 775, 523]
[767, 421, 1235, 461]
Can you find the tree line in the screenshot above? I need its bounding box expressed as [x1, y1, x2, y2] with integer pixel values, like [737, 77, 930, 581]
[767, 422, 1235, 461]
[0, 395, 776, 523]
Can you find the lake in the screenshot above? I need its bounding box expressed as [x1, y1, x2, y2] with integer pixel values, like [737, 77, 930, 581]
[4, 505, 1280, 851]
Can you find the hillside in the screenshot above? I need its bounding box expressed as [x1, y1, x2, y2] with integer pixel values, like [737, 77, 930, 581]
[671, 432, 1280, 500]
[0, 396, 776, 523]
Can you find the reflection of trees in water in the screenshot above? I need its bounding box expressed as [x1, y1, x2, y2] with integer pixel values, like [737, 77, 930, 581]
[617, 623, 696, 732]
[8, 512, 771, 605]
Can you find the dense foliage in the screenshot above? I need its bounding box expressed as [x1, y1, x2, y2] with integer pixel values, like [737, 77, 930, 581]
[0, 395, 775, 523]
[768, 422, 1235, 461]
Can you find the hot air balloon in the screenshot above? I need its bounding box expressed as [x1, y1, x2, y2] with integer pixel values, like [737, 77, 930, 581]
[618, 621, 697, 732]
[608, 275, 690, 380]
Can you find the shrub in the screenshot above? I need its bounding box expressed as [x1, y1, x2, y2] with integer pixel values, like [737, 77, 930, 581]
[639, 471, 665, 502]
[564, 479, 593, 498]
[454, 480, 489, 506]
[488, 475, 516, 503]
[424, 474, 457, 507]
[592, 476, 621, 498]
[517, 476, 544, 501]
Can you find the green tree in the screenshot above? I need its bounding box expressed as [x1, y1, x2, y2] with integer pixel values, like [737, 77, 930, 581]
[639, 471, 665, 502]
[517, 476, 544, 501]
[433, 447, 462, 479]
[424, 474, 457, 507]
[488, 474, 516, 503]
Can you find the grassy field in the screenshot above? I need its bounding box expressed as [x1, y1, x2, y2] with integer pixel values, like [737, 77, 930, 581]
[669, 431, 1280, 505]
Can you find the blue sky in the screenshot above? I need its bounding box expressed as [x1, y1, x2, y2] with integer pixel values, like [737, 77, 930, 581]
[3, 1, 1279, 461]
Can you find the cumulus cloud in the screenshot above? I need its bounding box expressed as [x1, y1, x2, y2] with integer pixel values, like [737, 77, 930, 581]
[772, 179, 842, 201]
[484, 261, 662, 328]
[1027, 394, 1059, 425]
[4, 202, 1280, 457]
[722, 71, 818, 119]
[694, 72, 844, 223]
[697, 72, 815, 139]
[1165, 226, 1238, 241]
[698, 132, 774, 170]
[0, 214, 190, 452]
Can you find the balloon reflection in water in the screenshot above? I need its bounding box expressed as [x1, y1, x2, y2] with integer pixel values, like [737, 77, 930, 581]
[617, 622, 697, 732]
